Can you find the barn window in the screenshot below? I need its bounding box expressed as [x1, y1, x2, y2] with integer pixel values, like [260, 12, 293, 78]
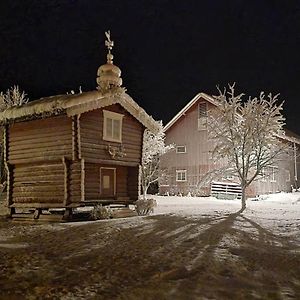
[261, 168, 266, 182]
[285, 170, 291, 182]
[198, 102, 208, 118]
[270, 166, 278, 182]
[198, 102, 208, 130]
[176, 145, 186, 153]
[103, 110, 124, 143]
[260, 166, 278, 182]
[176, 170, 187, 182]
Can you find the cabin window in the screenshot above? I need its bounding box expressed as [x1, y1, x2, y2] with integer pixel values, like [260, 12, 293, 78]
[176, 169, 187, 182]
[198, 102, 208, 130]
[103, 110, 124, 143]
[176, 145, 186, 153]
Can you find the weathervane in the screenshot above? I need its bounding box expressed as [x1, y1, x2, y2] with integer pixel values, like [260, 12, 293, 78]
[105, 30, 114, 64]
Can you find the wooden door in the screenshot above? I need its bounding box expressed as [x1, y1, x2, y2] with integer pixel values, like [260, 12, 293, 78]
[100, 168, 116, 197]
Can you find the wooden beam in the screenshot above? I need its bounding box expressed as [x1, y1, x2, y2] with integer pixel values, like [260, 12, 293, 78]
[81, 158, 85, 201]
[10, 203, 66, 208]
[62, 157, 70, 206]
[72, 116, 79, 160]
[3, 125, 8, 163]
[84, 157, 139, 167]
[5, 163, 13, 208]
[77, 115, 82, 159]
[8, 156, 72, 165]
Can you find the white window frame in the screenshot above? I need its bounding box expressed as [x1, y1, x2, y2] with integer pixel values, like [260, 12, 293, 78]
[198, 102, 208, 118]
[270, 166, 278, 183]
[261, 167, 267, 182]
[198, 102, 208, 131]
[176, 169, 187, 182]
[103, 110, 124, 143]
[176, 145, 187, 153]
[286, 169, 291, 182]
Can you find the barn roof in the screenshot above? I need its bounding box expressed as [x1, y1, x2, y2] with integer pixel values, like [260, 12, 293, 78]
[0, 90, 159, 133]
[164, 92, 300, 145]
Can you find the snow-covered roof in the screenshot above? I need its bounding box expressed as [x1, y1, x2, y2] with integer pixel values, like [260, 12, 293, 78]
[164, 92, 300, 145]
[0, 90, 159, 133]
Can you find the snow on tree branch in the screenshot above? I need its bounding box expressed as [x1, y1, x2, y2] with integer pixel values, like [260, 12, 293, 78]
[0, 85, 29, 111]
[208, 84, 291, 210]
[141, 121, 174, 200]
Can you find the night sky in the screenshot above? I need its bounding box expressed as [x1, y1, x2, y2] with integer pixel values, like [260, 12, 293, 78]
[0, 1, 299, 133]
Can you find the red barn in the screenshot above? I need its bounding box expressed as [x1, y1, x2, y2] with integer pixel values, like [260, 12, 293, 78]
[160, 93, 300, 198]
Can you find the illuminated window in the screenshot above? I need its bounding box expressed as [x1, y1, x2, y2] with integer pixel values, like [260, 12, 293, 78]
[103, 110, 124, 143]
[176, 170, 187, 182]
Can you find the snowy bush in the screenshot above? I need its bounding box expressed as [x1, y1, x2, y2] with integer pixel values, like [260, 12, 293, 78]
[89, 204, 112, 220]
[135, 198, 157, 216]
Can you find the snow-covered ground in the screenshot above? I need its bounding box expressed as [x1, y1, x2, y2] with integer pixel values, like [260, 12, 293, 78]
[152, 192, 300, 244]
[1, 192, 299, 299]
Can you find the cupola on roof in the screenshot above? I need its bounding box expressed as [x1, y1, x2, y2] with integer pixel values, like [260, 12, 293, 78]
[96, 31, 123, 91]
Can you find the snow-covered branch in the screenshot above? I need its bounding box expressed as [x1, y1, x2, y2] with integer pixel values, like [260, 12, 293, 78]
[0, 85, 29, 111]
[208, 84, 289, 209]
[141, 121, 174, 199]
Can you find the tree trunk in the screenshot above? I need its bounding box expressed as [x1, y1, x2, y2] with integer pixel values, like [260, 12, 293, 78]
[142, 182, 150, 200]
[143, 188, 147, 200]
[241, 185, 247, 212]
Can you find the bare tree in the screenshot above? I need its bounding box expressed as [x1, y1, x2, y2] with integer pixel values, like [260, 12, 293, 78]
[208, 84, 288, 210]
[0, 86, 28, 186]
[141, 121, 174, 200]
[0, 85, 29, 111]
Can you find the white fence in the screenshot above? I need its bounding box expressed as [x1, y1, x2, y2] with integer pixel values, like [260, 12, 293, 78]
[211, 181, 242, 199]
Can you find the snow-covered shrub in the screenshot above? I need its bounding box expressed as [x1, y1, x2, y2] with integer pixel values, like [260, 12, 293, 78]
[135, 198, 157, 216]
[89, 204, 112, 220]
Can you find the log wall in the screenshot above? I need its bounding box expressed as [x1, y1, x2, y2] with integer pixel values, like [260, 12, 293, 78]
[84, 163, 99, 200]
[8, 115, 72, 164]
[79, 104, 143, 165]
[69, 161, 82, 203]
[12, 162, 64, 204]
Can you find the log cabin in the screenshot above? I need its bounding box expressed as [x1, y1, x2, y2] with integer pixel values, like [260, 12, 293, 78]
[160, 92, 300, 199]
[0, 32, 158, 219]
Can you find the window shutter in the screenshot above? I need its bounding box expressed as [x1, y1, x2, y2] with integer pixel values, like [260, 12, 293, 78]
[198, 102, 207, 118]
[198, 102, 208, 130]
